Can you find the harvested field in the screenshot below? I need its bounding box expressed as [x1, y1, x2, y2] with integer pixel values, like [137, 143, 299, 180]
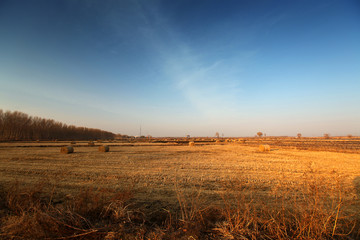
[0, 141, 359, 239]
[236, 137, 360, 153]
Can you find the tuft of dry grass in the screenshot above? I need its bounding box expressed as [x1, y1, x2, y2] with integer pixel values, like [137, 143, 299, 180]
[214, 172, 358, 240]
[1, 182, 96, 239]
[0, 183, 139, 239]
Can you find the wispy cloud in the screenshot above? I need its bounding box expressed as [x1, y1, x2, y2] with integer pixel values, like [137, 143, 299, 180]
[128, 2, 248, 119]
[163, 53, 242, 117]
[92, 1, 250, 121]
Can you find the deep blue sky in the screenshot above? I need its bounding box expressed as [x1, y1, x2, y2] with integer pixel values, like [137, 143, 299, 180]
[1, 0, 359, 137]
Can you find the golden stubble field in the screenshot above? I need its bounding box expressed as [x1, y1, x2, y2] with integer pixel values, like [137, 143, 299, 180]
[1, 143, 359, 199]
[0, 141, 359, 239]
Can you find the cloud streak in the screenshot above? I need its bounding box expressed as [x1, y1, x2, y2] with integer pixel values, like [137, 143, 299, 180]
[127, 2, 249, 119]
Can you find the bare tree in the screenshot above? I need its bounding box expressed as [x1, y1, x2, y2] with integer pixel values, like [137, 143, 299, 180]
[323, 133, 330, 139]
[0, 109, 115, 141]
[215, 132, 220, 138]
[257, 132, 263, 138]
[297, 133, 302, 138]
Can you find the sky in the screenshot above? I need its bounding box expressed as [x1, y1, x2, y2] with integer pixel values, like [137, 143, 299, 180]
[0, 0, 359, 137]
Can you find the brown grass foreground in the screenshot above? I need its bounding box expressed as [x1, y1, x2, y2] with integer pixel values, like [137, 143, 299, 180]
[0, 142, 359, 239]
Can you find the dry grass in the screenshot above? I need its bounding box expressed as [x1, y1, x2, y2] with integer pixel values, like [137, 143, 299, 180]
[0, 142, 359, 239]
[0, 182, 138, 239]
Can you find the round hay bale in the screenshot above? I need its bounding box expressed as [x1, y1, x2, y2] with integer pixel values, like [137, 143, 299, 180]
[61, 146, 74, 154]
[88, 141, 95, 146]
[259, 144, 270, 152]
[99, 145, 109, 152]
[189, 141, 195, 146]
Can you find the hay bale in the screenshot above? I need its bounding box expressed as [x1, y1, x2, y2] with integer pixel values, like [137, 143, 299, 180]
[61, 146, 74, 154]
[216, 140, 221, 143]
[88, 141, 95, 146]
[99, 145, 109, 152]
[259, 145, 270, 152]
[189, 141, 195, 146]
[70, 141, 76, 145]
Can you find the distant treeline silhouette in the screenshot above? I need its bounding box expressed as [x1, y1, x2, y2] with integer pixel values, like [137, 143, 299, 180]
[0, 109, 115, 141]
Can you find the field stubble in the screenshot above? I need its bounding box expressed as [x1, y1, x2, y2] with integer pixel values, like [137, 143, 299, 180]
[0, 142, 359, 239]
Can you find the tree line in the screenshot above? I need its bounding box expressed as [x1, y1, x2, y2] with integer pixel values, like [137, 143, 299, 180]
[0, 109, 115, 141]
